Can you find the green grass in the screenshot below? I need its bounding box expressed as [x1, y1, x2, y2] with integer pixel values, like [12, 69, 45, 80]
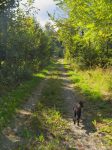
[18, 62, 75, 150]
[65, 60, 112, 146]
[0, 69, 48, 132]
[29, 70, 69, 149]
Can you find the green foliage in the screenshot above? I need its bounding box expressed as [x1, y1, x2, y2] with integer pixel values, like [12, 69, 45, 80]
[0, 69, 46, 132]
[0, 0, 16, 13]
[45, 22, 63, 58]
[55, 0, 112, 68]
[0, 5, 58, 95]
[0, 1, 62, 96]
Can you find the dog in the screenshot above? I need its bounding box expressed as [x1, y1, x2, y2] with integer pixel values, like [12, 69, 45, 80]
[73, 101, 84, 126]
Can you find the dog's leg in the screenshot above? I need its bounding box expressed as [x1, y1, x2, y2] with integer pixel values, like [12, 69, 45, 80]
[77, 118, 80, 126]
[73, 118, 76, 124]
[77, 111, 81, 126]
[73, 111, 76, 124]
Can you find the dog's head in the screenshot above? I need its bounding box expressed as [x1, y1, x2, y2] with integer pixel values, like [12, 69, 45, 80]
[79, 101, 84, 108]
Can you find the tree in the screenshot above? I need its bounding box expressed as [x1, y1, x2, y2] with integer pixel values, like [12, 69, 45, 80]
[0, 6, 54, 86]
[54, 0, 112, 68]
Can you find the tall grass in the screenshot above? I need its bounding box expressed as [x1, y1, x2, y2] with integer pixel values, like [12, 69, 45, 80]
[68, 68, 112, 100]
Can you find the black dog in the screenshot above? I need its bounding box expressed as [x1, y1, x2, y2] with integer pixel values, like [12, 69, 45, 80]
[73, 101, 83, 126]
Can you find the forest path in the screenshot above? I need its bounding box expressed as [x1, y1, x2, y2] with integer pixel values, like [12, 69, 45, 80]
[59, 60, 109, 150]
[0, 60, 111, 150]
[0, 78, 48, 150]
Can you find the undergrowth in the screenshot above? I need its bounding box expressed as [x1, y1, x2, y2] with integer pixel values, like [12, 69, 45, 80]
[0, 68, 48, 132]
[65, 60, 112, 146]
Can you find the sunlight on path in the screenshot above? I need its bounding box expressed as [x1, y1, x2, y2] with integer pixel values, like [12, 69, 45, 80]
[59, 60, 109, 150]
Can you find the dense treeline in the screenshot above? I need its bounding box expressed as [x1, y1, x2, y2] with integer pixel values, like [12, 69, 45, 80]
[0, 0, 16, 12]
[54, 0, 112, 68]
[0, 1, 59, 94]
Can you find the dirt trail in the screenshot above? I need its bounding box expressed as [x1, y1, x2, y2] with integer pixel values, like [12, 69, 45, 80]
[0, 61, 111, 150]
[0, 79, 48, 150]
[60, 64, 109, 150]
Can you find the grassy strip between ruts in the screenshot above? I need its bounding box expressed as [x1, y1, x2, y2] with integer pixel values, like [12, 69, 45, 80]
[65, 60, 112, 146]
[17, 62, 75, 150]
[0, 65, 52, 132]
